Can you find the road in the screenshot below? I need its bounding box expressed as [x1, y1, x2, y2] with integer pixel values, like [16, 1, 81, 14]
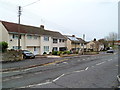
[2, 52, 118, 89]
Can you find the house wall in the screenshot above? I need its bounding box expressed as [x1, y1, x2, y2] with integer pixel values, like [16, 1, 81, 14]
[66, 39, 71, 51]
[52, 38, 66, 51]
[0, 22, 9, 42]
[26, 35, 40, 46]
[86, 41, 100, 51]
[71, 44, 80, 49]
[40, 36, 53, 54]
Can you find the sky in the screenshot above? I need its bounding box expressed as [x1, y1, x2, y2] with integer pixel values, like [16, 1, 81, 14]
[0, 0, 119, 41]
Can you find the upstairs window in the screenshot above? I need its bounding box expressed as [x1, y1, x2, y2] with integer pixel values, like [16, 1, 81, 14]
[53, 39, 58, 43]
[13, 46, 21, 50]
[27, 35, 32, 39]
[34, 35, 38, 39]
[62, 39, 65, 42]
[59, 39, 62, 43]
[12, 34, 21, 39]
[59, 39, 65, 43]
[44, 36, 49, 41]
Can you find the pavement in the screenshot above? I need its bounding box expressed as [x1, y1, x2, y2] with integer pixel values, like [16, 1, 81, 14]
[2, 54, 92, 72]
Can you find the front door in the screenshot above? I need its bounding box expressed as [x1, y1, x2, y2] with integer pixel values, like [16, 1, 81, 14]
[34, 47, 39, 55]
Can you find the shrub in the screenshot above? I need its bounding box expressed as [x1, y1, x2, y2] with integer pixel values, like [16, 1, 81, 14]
[76, 51, 79, 54]
[0, 41, 8, 52]
[43, 52, 47, 55]
[52, 51, 58, 55]
[66, 51, 71, 54]
[57, 51, 62, 55]
[49, 52, 52, 55]
[61, 51, 66, 54]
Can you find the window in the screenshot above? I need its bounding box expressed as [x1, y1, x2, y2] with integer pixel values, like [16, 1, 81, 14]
[13, 46, 21, 50]
[44, 46, 49, 52]
[81, 43, 84, 46]
[44, 36, 49, 41]
[12, 34, 21, 39]
[59, 39, 62, 43]
[27, 35, 32, 39]
[59, 39, 65, 43]
[53, 47, 58, 51]
[34, 36, 38, 39]
[53, 39, 58, 43]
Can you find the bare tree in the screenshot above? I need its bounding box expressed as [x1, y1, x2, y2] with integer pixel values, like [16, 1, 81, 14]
[104, 32, 118, 46]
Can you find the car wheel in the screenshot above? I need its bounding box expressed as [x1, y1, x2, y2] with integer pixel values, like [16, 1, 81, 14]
[23, 55, 27, 59]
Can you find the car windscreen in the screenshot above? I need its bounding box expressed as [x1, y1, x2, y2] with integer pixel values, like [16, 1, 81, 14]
[23, 51, 32, 54]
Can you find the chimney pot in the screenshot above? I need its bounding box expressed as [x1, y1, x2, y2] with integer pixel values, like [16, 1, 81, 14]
[72, 35, 75, 37]
[40, 25, 44, 29]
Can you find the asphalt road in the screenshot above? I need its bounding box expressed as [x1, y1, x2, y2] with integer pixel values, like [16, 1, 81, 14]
[2, 52, 118, 89]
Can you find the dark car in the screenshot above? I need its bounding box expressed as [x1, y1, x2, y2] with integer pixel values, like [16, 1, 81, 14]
[106, 50, 114, 53]
[22, 50, 35, 59]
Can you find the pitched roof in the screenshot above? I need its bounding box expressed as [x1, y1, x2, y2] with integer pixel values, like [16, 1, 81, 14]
[64, 35, 80, 43]
[77, 38, 86, 43]
[64, 35, 86, 43]
[1, 21, 65, 39]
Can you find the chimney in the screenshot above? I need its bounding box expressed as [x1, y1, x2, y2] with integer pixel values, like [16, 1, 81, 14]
[93, 38, 96, 41]
[72, 35, 75, 37]
[40, 25, 44, 29]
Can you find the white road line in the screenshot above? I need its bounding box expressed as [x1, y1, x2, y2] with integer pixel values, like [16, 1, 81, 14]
[53, 74, 65, 82]
[85, 67, 89, 70]
[3, 76, 23, 82]
[20, 81, 52, 88]
[62, 62, 68, 64]
[96, 61, 105, 66]
[74, 70, 84, 73]
[108, 59, 113, 61]
[2, 70, 20, 74]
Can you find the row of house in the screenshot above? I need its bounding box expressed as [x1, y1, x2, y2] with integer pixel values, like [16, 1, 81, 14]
[0, 21, 104, 55]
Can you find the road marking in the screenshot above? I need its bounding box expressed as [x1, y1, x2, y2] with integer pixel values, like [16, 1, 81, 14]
[74, 70, 84, 73]
[116, 65, 118, 67]
[62, 62, 68, 64]
[3, 76, 23, 82]
[108, 59, 113, 61]
[85, 67, 89, 70]
[20, 81, 52, 88]
[96, 61, 105, 66]
[53, 74, 65, 82]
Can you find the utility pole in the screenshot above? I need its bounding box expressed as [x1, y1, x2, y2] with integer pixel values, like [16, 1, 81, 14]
[83, 34, 85, 55]
[18, 6, 21, 50]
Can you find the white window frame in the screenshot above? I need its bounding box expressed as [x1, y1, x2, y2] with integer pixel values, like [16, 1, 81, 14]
[34, 35, 38, 39]
[53, 38, 58, 43]
[44, 36, 49, 41]
[44, 46, 49, 52]
[27, 35, 32, 39]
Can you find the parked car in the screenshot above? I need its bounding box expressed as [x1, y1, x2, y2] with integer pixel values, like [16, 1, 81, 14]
[22, 50, 35, 59]
[106, 50, 114, 53]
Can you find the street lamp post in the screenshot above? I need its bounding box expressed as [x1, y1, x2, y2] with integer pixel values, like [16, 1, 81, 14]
[18, 6, 21, 50]
[83, 34, 85, 55]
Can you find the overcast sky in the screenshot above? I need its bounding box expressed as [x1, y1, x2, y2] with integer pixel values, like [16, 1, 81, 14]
[0, 0, 119, 41]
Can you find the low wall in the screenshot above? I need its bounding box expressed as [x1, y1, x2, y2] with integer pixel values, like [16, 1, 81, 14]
[2, 50, 23, 62]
